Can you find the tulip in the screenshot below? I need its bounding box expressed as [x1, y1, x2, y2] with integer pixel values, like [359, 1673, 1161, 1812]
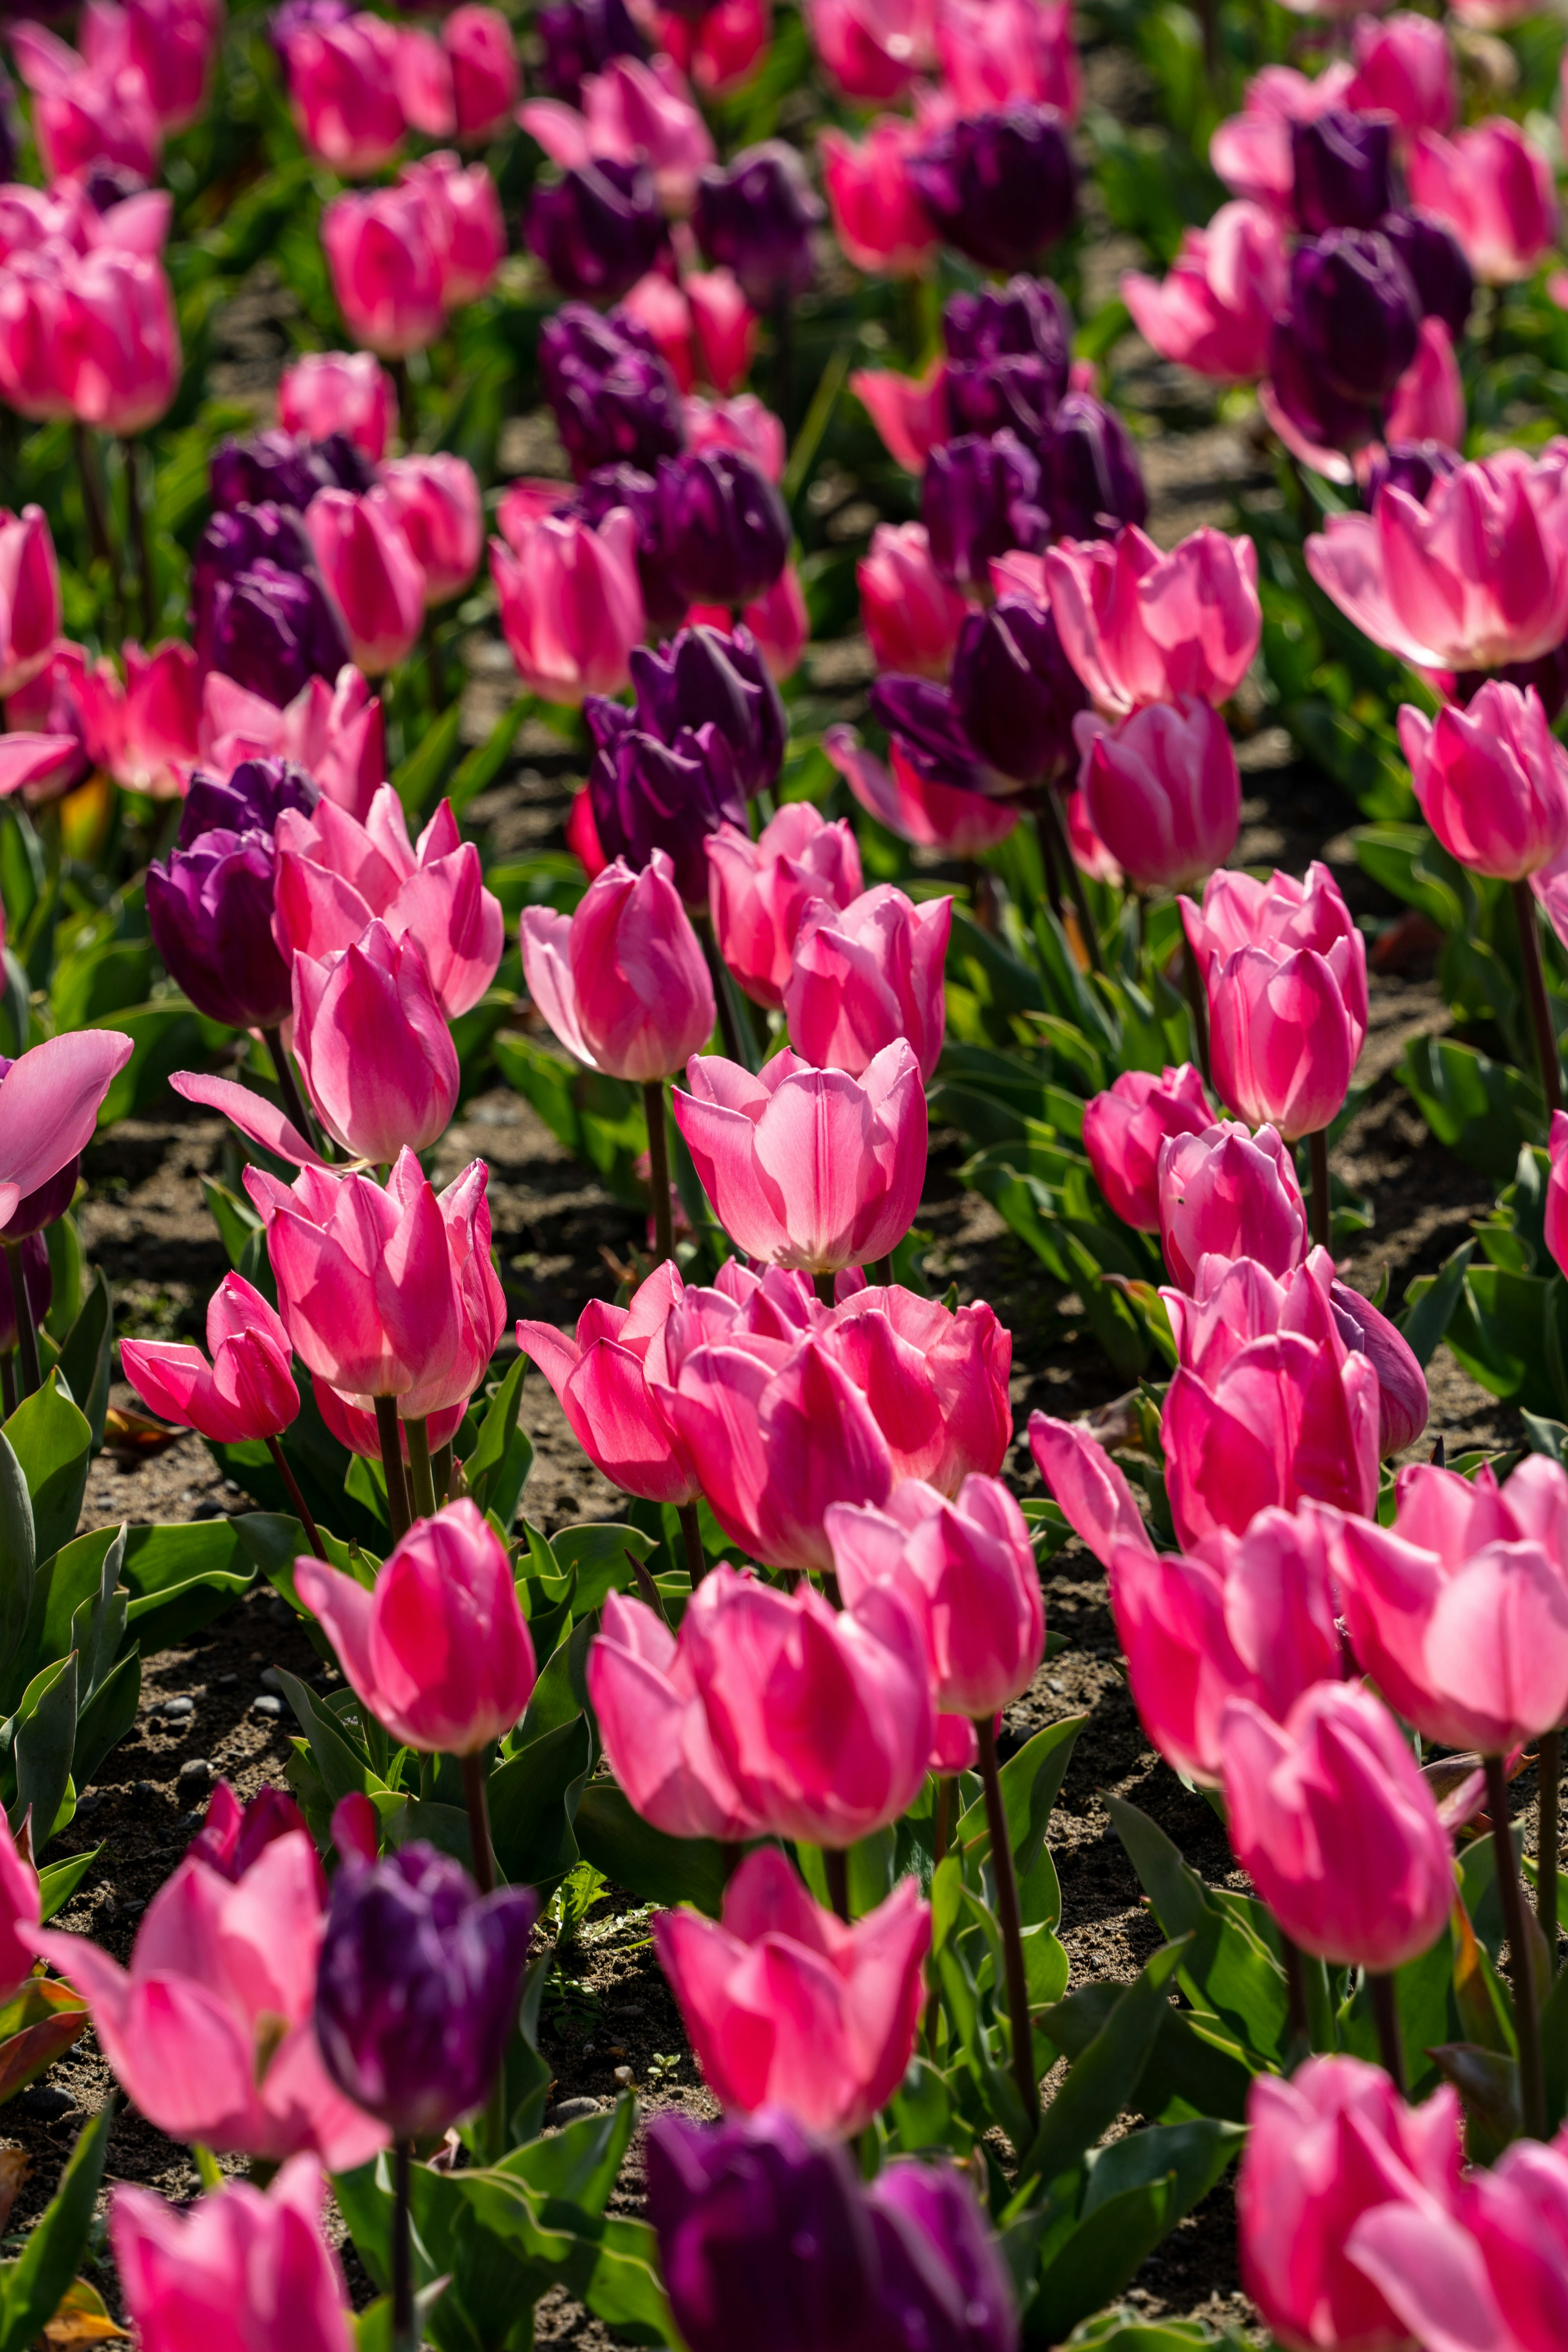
[290, 920, 454, 1163]
[585, 709, 746, 908]
[1408, 119, 1557, 285]
[820, 119, 936, 278]
[400, 152, 506, 310]
[373, 454, 482, 609]
[1237, 2056, 1463, 2352]
[1549, 1109, 1568, 1281]
[828, 1473, 1043, 1719]
[632, 621, 786, 799]
[446, 4, 518, 139]
[1399, 682, 1568, 884]
[1349, 14, 1455, 145]
[198, 665, 385, 824]
[519, 1259, 699, 1506]
[301, 488, 423, 677]
[923, 430, 1048, 591]
[111, 2155, 354, 2352]
[278, 351, 396, 464]
[536, 0, 648, 99]
[1349, 2135, 1568, 2352]
[1379, 209, 1474, 345]
[583, 55, 713, 213]
[656, 447, 790, 610]
[1123, 200, 1288, 383]
[8, 23, 162, 184]
[1107, 1504, 1342, 1786]
[0, 1030, 135, 1232]
[0, 506, 60, 701]
[1027, 1410, 1153, 1569]
[100, 0, 216, 139]
[1290, 112, 1393, 237]
[851, 357, 951, 475]
[655, 1848, 929, 2135]
[1078, 697, 1241, 895]
[1038, 392, 1147, 542]
[588, 1589, 757, 1838]
[1289, 228, 1423, 417]
[825, 1279, 1013, 1493]
[621, 270, 700, 390]
[1183, 858, 1368, 1034]
[673, 1042, 927, 1274]
[1208, 944, 1362, 1142]
[277, 10, 402, 175]
[784, 886, 951, 1083]
[805, 0, 933, 100]
[528, 156, 666, 303]
[490, 506, 645, 704]
[858, 523, 968, 682]
[941, 273, 1069, 447]
[296, 1501, 536, 1755]
[315, 1844, 537, 2140]
[909, 104, 1076, 274]
[146, 827, 291, 1031]
[55, 246, 179, 434]
[189, 1782, 316, 1886]
[1082, 1062, 1215, 1235]
[191, 503, 351, 705]
[693, 141, 822, 311]
[1209, 62, 1360, 208]
[938, 0, 1078, 120]
[1157, 1120, 1308, 1290]
[56, 638, 198, 799]
[213, 423, 374, 511]
[122, 1273, 298, 1447]
[1384, 315, 1466, 459]
[32, 1828, 385, 2168]
[950, 594, 1086, 787]
[523, 849, 716, 1085]
[322, 183, 447, 358]
[686, 267, 756, 394]
[826, 725, 1020, 860]
[312, 1371, 466, 1468]
[706, 803, 861, 1009]
[539, 302, 685, 479]
[1045, 522, 1261, 717]
[0, 247, 71, 422]
[0, 1235, 50, 1362]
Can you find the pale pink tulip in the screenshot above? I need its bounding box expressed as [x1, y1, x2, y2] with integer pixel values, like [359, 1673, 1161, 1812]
[1081, 1062, 1215, 1235]
[1046, 523, 1262, 717]
[1182, 860, 1369, 1042]
[1122, 202, 1287, 382]
[784, 885, 951, 1082]
[1408, 119, 1557, 285]
[857, 521, 969, 680]
[278, 352, 396, 464]
[374, 454, 482, 608]
[290, 920, 457, 1163]
[523, 850, 715, 1082]
[0, 1029, 134, 1229]
[588, 1588, 757, 1838]
[490, 509, 645, 704]
[197, 665, 385, 823]
[1209, 947, 1361, 1140]
[517, 1259, 700, 1507]
[1350, 2134, 1568, 2352]
[706, 802, 862, 1009]
[111, 2156, 355, 2352]
[1077, 696, 1241, 893]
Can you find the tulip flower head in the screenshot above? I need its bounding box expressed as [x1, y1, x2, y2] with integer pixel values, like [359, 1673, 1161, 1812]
[1082, 1062, 1215, 1234]
[1077, 695, 1241, 894]
[908, 103, 1076, 275]
[121, 1273, 298, 1447]
[589, 1586, 759, 1840]
[1408, 118, 1557, 285]
[857, 522, 969, 681]
[1122, 202, 1288, 383]
[111, 2157, 355, 2352]
[1350, 2132, 1568, 2352]
[820, 118, 937, 278]
[1156, 1120, 1308, 1290]
[1399, 681, 1568, 882]
[522, 850, 715, 1082]
[0, 506, 62, 700]
[1045, 522, 1262, 718]
[0, 1030, 135, 1232]
[278, 350, 396, 463]
[490, 505, 646, 704]
[784, 885, 951, 1083]
[290, 918, 458, 1163]
[517, 1258, 700, 1506]
[706, 802, 862, 1010]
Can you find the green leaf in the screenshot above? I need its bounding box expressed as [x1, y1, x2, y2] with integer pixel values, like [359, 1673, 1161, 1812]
[573, 1783, 731, 1915]
[3, 1373, 91, 1568]
[36, 1845, 98, 1923]
[465, 1354, 533, 1532]
[72, 1649, 141, 1790]
[1082, 2118, 1244, 2224]
[958, 1715, 1084, 1897]
[0, 1437, 33, 1688]
[274, 1667, 381, 1808]
[448, 695, 530, 821]
[487, 1716, 592, 1894]
[0, 2102, 111, 2352]
[1400, 1238, 1476, 1371]
[1025, 2174, 1176, 2346]
[1105, 1794, 1288, 2062]
[517, 1616, 594, 1745]
[501, 2093, 635, 2214]
[1399, 1035, 1538, 1175]
[54, 1271, 113, 1453]
[545, 1524, 657, 1618]
[1024, 1942, 1188, 2186]
[393, 701, 462, 819]
[120, 1520, 254, 1652]
[10, 1653, 77, 1849]
[1038, 1981, 1255, 2126]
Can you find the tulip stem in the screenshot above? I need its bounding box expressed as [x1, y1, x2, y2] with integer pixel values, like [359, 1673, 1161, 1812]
[73, 423, 118, 605]
[1038, 790, 1104, 975]
[814, 1271, 837, 1308]
[392, 357, 417, 452]
[122, 438, 154, 640]
[871, 1256, 893, 1287]
[1308, 1128, 1331, 1252]
[697, 924, 748, 1067]
[1486, 1753, 1548, 2138]
[975, 1713, 1040, 2135]
[265, 1436, 324, 1559]
[406, 1419, 439, 1522]
[0, 1353, 14, 1421]
[824, 1846, 851, 1924]
[1180, 941, 1211, 1085]
[773, 293, 793, 438]
[392, 2138, 417, 2352]
[1539, 1729, 1561, 1977]
[433, 1441, 454, 1504]
[643, 1082, 675, 1268]
[261, 1027, 321, 1153]
[1280, 1932, 1310, 2062]
[677, 1500, 707, 1586]
[374, 1396, 414, 1544]
[1514, 881, 1562, 1114]
[3, 1246, 40, 1403]
[1368, 1972, 1405, 2095]
[925, 1777, 951, 2054]
[461, 1751, 496, 1895]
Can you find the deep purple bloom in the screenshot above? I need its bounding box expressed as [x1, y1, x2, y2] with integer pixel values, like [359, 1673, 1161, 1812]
[951, 595, 1086, 785]
[585, 704, 747, 905]
[210, 428, 373, 514]
[631, 622, 785, 798]
[869, 676, 997, 797]
[535, 0, 647, 101]
[314, 1844, 538, 2142]
[1266, 314, 1378, 456]
[526, 157, 667, 303]
[1290, 111, 1393, 235]
[570, 463, 689, 631]
[942, 276, 1071, 448]
[0, 1234, 49, 1348]
[1378, 207, 1474, 344]
[1285, 229, 1421, 409]
[147, 829, 295, 1031]
[693, 142, 822, 312]
[190, 503, 350, 701]
[1364, 439, 1461, 508]
[921, 430, 1047, 590]
[1037, 392, 1147, 541]
[189, 1781, 320, 1888]
[179, 756, 320, 850]
[539, 303, 686, 481]
[908, 105, 1075, 275]
[655, 448, 791, 608]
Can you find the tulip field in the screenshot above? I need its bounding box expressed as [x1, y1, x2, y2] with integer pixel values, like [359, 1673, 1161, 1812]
[13, 0, 1568, 2343]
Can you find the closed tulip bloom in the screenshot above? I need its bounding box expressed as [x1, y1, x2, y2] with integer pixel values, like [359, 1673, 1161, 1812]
[858, 523, 968, 681]
[1399, 682, 1568, 882]
[1408, 119, 1556, 285]
[938, 0, 1078, 120]
[296, 1501, 536, 1755]
[291, 920, 457, 1163]
[1045, 523, 1262, 717]
[111, 2158, 354, 2352]
[56, 247, 179, 434]
[398, 152, 505, 311]
[806, 0, 934, 101]
[518, 1258, 699, 1505]
[784, 886, 951, 1083]
[707, 803, 862, 1009]
[147, 829, 292, 1031]
[909, 104, 1075, 274]
[282, 11, 403, 173]
[951, 595, 1087, 788]
[0, 1030, 135, 1231]
[1082, 1062, 1214, 1234]
[122, 1273, 298, 1447]
[1038, 393, 1148, 543]
[322, 185, 447, 358]
[539, 302, 685, 480]
[655, 447, 790, 610]
[528, 156, 666, 303]
[1549, 1111, 1568, 1281]
[674, 1042, 927, 1274]
[1123, 201, 1288, 382]
[821, 119, 936, 278]
[278, 351, 395, 462]
[491, 507, 645, 704]
[0, 247, 71, 423]
[0, 506, 60, 699]
[1350, 2134, 1568, 2352]
[446, 4, 519, 138]
[1208, 942, 1361, 1141]
[9, 22, 162, 183]
[588, 1589, 757, 1838]
[632, 621, 786, 798]
[1348, 14, 1455, 144]
[685, 268, 756, 394]
[523, 851, 715, 1082]
[1157, 1119, 1307, 1289]
[586, 714, 748, 908]
[1078, 697, 1241, 894]
[1379, 209, 1474, 345]
[1182, 858, 1365, 1009]
[923, 430, 1047, 590]
[1290, 112, 1393, 236]
[825, 1280, 1013, 1494]
[303, 489, 423, 676]
[693, 141, 821, 311]
[941, 272, 1070, 446]
[191, 503, 350, 707]
[315, 1844, 537, 2140]
[374, 455, 482, 609]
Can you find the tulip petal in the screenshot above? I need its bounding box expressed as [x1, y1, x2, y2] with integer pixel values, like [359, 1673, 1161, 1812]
[170, 1071, 328, 1169]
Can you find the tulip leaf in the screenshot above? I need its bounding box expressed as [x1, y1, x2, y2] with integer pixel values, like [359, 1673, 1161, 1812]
[1398, 1035, 1537, 1177]
[573, 1784, 732, 1918]
[1336, 1924, 1454, 2102]
[958, 1715, 1085, 1898]
[545, 1524, 657, 1620]
[87, 1004, 201, 1130]
[1024, 2174, 1176, 2348]
[272, 1667, 382, 1807]
[0, 1437, 34, 1688]
[501, 2091, 635, 2214]
[1399, 1237, 1477, 1372]
[1022, 1940, 1188, 2190]
[9, 1653, 78, 1851]
[0, 2104, 112, 2352]
[41, 1215, 84, 1345]
[1041, 1978, 1255, 2128]
[466, 1354, 533, 1535]
[1104, 1793, 1289, 2064]
[36, 1848, 99, 1925]
[54, 1273, 113, 1455]
[3, 1376, 91, 1573]
[487, 1715, 592, 1895]
[1083, 2118, 1245, 2225]
[119, 1521, 254, 1654]
[1429, 2044, 1522, 2167]
[455, 2174, 674, 2342]
[516, 1617, 595, 1746]
[392, 701, 462, 819]
[72, 1651, 142, 1793]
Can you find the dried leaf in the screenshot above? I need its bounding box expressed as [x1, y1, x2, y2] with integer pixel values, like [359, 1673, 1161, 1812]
[39, 2277, 129, 2343]
[0, 2145, 28, 2235]
[100, 1407, 181, 1461]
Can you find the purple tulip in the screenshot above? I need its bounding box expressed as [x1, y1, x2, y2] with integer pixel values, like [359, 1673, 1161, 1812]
[1290, 111, 1393, 235]
[1037, 392, 1148, 541]
[921, 430, 1047, 590]
[584, 703, 747, 906]
[1364, 440, 1462, 509]
[569, 462, 690, 632]
[269, 0, 351, 52]
[210, 428, 373, 514]
[539, 303, 686, 481]
[535, 0, 647, 101]
[951, 594, 1086, 786]
[314, 1844, 538, 2142]
[942, 276, 1072, 448]
[147, 829, 295, 1032]
[655, 447, 791, 608]
[189, 502, 350, 701]
[0, 1232, 49, 1348]
[1285, 230, 1421, 409]
[693, 142, 822, 312]
[526, 157, 668, 303]
[1378, 207, 1474, 343]
[869, 676, 998, 797]
[631, 622, 785, 798]
[1266, 314, 1379, 456]
[866, 2160, 1019, 2352]
[908, 105, 1076, 274]
[179, 755, 320, 851]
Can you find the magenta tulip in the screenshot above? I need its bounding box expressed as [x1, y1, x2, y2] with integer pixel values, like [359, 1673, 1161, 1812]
[303, 489, 423, 676]
[491, 508, 646, 705]
[445, 4, 519, 140]
[67, 638, 201, 800]
[322, 184, 447, 359]
[1350, 2134, 1568, 2352]
[278, 10, 404, 176]
[1399, 682, 1568, 882]
[820, 119, 936, 277]
[825, 726, 1019, 860]
[517, 1259, 699, 1506]
[784, 886, 951, 1084]
[1208, 944, 1361, 1141]
[375, 454, 483, 608]
[522, 851, 716, 1082]
[121, 1273, 298, 1446]
[1082, 1062, 1215, 1235]
[706, 804, 863, 1011]
[1078, 696, 1241, 893]
[1045, 523, 1262, 717]
[826, 1279, 1012, 1493]
[278, 351, 396, 463]
[111, 2157, 354, 2352]
[1181, 860, 1368, 1029]
[1122, 201, 1287, 383]
[1549, 1109, 1568, 1280]
[0, 505, 62, 699]
[588, 1590, 759, 1841]
[312, 1372, 465, 1467]
[1157, 1119, 1308, 1291]
[850, 358, 951, 477]
[401, 152, 506, 311]
[1027, 1410, 1153, 1570]
[290, 920, 457, 1163]
[857, 521, 969, 682]
[1408, 119, 1556, 285]
[806, 0, 935, 101]
[937, 0, 1078, 116]
[198, 665, 386, 824]
[55, 247, 180, 435]
[0, 1030, 134, 1230]
[9, 21, 161, 183]
[1348, 13, 1456, 144]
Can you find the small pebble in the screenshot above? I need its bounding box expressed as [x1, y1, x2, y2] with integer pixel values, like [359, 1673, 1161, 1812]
[548, 2097, 604, 2125]
[15, 2086, 74, 2122]
[177, 1758, 212, 1786]
[216, 1673, 238, 1690]
[134, 1781, 160, 1803]
[252, 1696, 281, 1719]
[162, 1697, 194, 1719]
[260, 1668, 284, 1694]
[75, 1792, 102, 1817]
[612, 2066, 632, 2087]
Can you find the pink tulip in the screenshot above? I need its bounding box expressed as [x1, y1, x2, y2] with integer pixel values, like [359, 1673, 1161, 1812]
[102, 0, 222, 136]
[1046, 523, 1262, 718]
[312, 1372, 464, 1466]
[657, 0, 771, 96]
[1550, 1109, 1568, 1279]
[296, 1500, 536, 1754]
[1208, 62, 1357, 211]
[806, 0, 935, 100]
[0, 1029, 134, 1229]
[1122, 201, 1287, 383]
[1221, 1682, 1454, 1971]
[8, 22, 162, 183]
[1157, 1119, 1308, 1290]
[274, 786, 503, 1022]
[69, 638, 200, 798]
[622, 270, 697, 389]
[56, 247, 180, 434]
[1082, 1062, 1215, 1234]
[1077, 697, 1240, 894]
[586, 57, 713, 213]
[0, 1811, 39, 1996]
[849, 359, 951, 475]
[682, 391, 786, 482]
[303, 488, 423, 677]
[122, 1273, 298, 1446]
[445, 4, 518, 140]
[673, 1041, 927, 1274]
[820, 119, 936, 278]
[1331, 1455, 1568, 1754]
[783, 885, 950, 1083]
[654, 1846, 929, 2136]
[588, 1589, 758, 1839]
[32, 1830, 385, 2169]
[1384, 316, 1465, 456]
[490, 508, 645, 704]
[523, 850, 715, 1082]
[825, 725, 1018, 858]
[828, 1472, 1044, 1717]
[825, 1278, 1012, 1493]
[278, 352, 396, 464]
[322, 184, 446, 358]
[1208, 946, 1361, 1141]
[935, 0, 1079, 119]
[291, 920, 457, 1163]
[111, 2156, 354, 2352]
[401, 153, 506, 310]
[1107, 1503, 1342, 1786]
[198, 664, 385, 823]
[1069, 788, 1122, 877]
[678, 1565, 934, 1846]
[858, 521, 968, 681]
[733, 561, 809, 682]
[1238, 2056, 1463, 2352]
[1350, 2135, 1568, 2352]
[1408, 119, 1557, 285]
[1183, 859, 1369, 1036]
[282, 11, 404, 174]
[706, 802, 862, 1009]
[0, 505, 61, 700]
[1027, 1410, 1154, 1569]
[394, 24, 456, 138]
[374, 455, 482, 609]
[1348, 13, 1456, 144]
[687, 268, 757, 394]
[517, 1258, 700, 1507]
[1306, 449, 1568, 674]
[1399, 682, 1568, 883]
[0, 247, 71, 422]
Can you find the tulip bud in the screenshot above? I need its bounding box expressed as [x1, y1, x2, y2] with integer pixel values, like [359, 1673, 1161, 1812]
[400, 152, 505, 311]
[1286, 229, 1421, 410]
[707, 802, 861, 1008]
[820, 120, 936, 279]
[147, 829, 293, 1031]
[867, 676, 996, 801]
[951, 593, 1087, 785]
[784, 885, 951, 1082]
[584, 706, 747, 908]
[303, 488, 423, 676]
[528, 156, 667, 303]
[1349, 13, 1456, 145]
[490, 506, 645, 704]
[1399, 682, 1568, 883]
[858, 522, 968, 680]
[446, 4, 519, 139]
[922, 430, 1048, 590]
[1157, 1120, 1307, 1290]
[693, 141, 822, 311]
[191, 502, 351, 704]
[56, 247, 180, 435]
[655, 447, 791, 608]
[122, 1270, 298, 1448]
[631, 621, 786, 799]
[292, 920, 459, 1160]
[1081, 1062, 1215, 1234]
[536, 0, 647, 101]
[1078, 696, 1241, 893]
[539, 302, 686, 480]
[1038, 391, 1148, 541]
[908, 102, 1075, 273]
[278, 10, 404, 174]
[1290, 110, 1393, 234]
[1208, 942, 1363, 1142]
[278, 349, 396, 462]
[211, 428, 372, 514]
[523, 849, 715, 1081]
[0, 506, 62, 700]
[943, 274, 1071, 446]
[322, 183, 448, 358]
[189, 1779, 314, 1884]
[315, 1844, 538, 2140]
[1378, 205, 1474, 342]
[374, 454, 483, 608]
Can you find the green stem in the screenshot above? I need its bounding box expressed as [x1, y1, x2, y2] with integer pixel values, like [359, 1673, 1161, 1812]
[122, 437, 154, 639]
[374, 1396, 414, 1545]
[925, 1776, 951, 2054]
[1515, 880, 1562, 1114]
[462, 1748, 508, 2163]
[392, 2139, 416, 2352]
[265, 1435, 323, 1558]
[1368, 1971, 1405, 2095]
[433, 1441, 454, 1506]
[4, 1245, 40, 1402]
[1487, 1753, 1547, 2137]
[73, 422, 118, 604]
[813, 1270, 837, 1308]
[698, 922, 748, 1066]
[1539, 1729, 1561, 1978]
[644, 1082, 674, 1268]
[405, 1417, 439, 1522]
[677, 1499, 707, 1586]
[1281, 1932, 1310, 2063]
[976, 1713, 1040, 2133]
[824, 1846, 851, 1923]
[1308, 1128, 1331, 1253]
[1038, 790, 1104, 974]
[1181, 940, 1211, 1085]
